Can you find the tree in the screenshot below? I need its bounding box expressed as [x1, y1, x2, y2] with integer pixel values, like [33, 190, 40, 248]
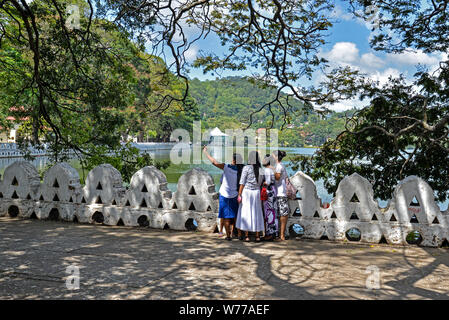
[95, 0, 357, 127]
[297, 1, 449, 202]
[0, 0, 138, 160]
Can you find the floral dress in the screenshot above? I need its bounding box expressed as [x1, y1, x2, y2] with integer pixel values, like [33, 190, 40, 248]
[263, 167, 278, 236]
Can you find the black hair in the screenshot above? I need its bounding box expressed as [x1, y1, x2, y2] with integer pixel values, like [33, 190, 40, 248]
[274, 150, 287, 161]
[262, 154, 274, 167]
[248, 151, 261, 180]
[233, 153, 244, 189]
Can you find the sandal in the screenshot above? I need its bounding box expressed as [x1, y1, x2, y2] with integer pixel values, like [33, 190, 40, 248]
[244, 237, 250, 242]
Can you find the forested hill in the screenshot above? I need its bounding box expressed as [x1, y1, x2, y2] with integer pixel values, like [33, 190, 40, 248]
[188, 76, 355, 147]
[189, 76, 305, 126]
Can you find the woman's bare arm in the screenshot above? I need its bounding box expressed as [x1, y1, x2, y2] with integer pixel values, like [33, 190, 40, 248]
[238, 184, 244, 196]
[203, 146, 225, 170]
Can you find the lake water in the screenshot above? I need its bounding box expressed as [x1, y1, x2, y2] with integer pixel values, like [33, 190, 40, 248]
[0, 144, 447, 211]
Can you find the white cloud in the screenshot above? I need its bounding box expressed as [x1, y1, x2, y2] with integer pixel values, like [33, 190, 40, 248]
[387, 49, 440, 66]
[331, 5, 353, 21]
[370, 67, 401, 86]
[325, 42, 359, 64]
[184, 45, 199, 62]
[360, 52, 386, 69]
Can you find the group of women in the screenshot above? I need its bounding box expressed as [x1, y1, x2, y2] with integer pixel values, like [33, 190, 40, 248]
[203, 147, 290, 242]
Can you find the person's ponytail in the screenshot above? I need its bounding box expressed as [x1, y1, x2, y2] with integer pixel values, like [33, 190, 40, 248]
[274, 150, 287, 161]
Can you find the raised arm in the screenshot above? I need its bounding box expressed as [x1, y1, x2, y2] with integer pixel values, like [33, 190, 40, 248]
[203, 146, 225, 170]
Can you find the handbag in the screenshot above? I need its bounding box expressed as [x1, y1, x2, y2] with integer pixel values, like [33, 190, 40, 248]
[260, 186, 268, 201]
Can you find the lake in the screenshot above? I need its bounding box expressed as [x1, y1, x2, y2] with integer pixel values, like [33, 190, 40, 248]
[0, 144, 447, 211]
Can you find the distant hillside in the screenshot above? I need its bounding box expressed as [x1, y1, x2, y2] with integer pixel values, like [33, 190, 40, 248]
[188, 76, 356, 147]
[189, 76, 306, 127]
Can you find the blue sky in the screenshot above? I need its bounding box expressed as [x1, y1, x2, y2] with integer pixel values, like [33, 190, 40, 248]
[149, 1, 446, 112]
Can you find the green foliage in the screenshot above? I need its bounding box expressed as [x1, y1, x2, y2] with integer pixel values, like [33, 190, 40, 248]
[188, 76, 350, 147]
[296, 75, 449, 202]
[189, 76, 305, 128]
[295, 1, 449, 202]
[79, 142, 169, 185]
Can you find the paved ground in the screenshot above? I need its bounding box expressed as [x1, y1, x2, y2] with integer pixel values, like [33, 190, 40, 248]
[0, 217, 448, 300]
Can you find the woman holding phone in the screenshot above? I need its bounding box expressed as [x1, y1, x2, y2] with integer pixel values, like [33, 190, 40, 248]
[203, 146, 243, 240]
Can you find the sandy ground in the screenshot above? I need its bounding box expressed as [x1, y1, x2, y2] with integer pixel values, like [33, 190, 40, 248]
[0, 217, 448, 300]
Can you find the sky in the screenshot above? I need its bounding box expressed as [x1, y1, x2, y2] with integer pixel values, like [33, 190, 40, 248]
[149, 0, 446, 112]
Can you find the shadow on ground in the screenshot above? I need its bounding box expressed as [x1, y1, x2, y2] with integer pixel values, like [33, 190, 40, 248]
[0, 217, 448, 299]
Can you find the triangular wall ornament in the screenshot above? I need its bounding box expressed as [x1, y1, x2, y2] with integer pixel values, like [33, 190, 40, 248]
[96, 182, 103, 190]
[81, 197, 86, 203]
[371, 213, 378, 221]
[0, 192, 3, 198]
[158, 202, 164, 209]
[53, 193, 60, 201]
[432, 217, 440, 224]
[112, 199, 117, 206]
[206, 205, 212, 212]
[293, 207, 301, 217]
[379, 235, 388, 244]
[26, 194, 32, 200]
[141, 184, 148, 192]
[410, 215, 419, 224]
[39, 195, 44, 201]
[350, 193, 360, 202]
[12, 190, 19, 199]
[320, 232, 329, 241]
[140, 198, 147, 207]
[189, 202, 196, 211]
[331, 211, 337, 219]
[350, 212, 359, 220]
[95, 196, 102, 204]
[125, 200, 130, 206]
[390, 214, 397, 222]
[410, 196, 420, 207]
[172, 202, 178, 209]
[11, 176, 18, 186]
[188, 186, 196, 195]
[313, 211, 320, 218]
[69, 197, 73, 203]
[53, 179, 59, 188]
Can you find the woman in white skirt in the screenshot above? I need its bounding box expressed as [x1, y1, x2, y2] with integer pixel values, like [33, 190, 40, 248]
[236, 151, 265, 242]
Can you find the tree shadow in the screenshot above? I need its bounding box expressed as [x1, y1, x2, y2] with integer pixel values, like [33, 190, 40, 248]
[0, 217, 448, 300]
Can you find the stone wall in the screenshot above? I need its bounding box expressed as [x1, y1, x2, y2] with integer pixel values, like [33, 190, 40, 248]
[0, 161, 448, 247]
[0, 161, 218, 232]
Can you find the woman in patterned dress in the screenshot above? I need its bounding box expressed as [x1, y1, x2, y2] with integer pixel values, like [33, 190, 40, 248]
[262, 155, 277, 241]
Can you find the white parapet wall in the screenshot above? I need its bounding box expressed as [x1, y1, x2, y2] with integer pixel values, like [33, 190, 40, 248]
[0, 161, 448, 247]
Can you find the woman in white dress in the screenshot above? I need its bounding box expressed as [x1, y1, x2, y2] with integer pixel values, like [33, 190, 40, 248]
[236, 151, 265, 242]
